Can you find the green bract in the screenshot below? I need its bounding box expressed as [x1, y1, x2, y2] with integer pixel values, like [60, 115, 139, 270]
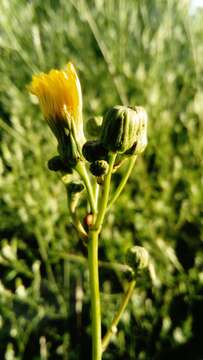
[100, 105, 148, 154]
[58, 133, 80, 167]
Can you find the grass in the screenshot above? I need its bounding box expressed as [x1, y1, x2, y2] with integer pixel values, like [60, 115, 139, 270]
[0, 0, 203, 359]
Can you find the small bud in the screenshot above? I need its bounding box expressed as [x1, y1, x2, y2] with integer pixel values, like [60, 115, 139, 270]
[67, 181, 84, 194]
[85, 116, 103, 138]
[125, 246, 149, 273]
[100, 105, 148, 154]
[82, 140, 108, 162]
[90, 160, 109, 177]
[83, 213, 93, 228]
[47, 156, 72, 173]
[48, 156, 63, 171]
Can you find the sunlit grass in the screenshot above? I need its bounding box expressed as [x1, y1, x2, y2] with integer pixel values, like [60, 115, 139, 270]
[0, 0, 202, 359]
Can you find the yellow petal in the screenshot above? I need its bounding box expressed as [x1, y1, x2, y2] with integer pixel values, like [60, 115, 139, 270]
[28, 62, 82, 122]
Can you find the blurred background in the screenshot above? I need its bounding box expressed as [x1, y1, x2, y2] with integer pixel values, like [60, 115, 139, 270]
[0, 0, 203, 359]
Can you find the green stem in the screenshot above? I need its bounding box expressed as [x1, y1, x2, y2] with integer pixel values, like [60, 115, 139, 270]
[88, 229, 102, 360]
[102, 280, 136, 352]
[87, 154, 116, 360]
[95, 153, 117, 232]
[108, 155, 137, 209]
[76, 161, 96, 214]
[94, 181, 100, 209]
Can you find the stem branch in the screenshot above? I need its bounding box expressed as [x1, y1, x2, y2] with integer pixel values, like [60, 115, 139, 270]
[108, 155, 137, 209]
[76, 161, 96, 214]
[67, 190, 88, 241]
[102, 280, 136, 352]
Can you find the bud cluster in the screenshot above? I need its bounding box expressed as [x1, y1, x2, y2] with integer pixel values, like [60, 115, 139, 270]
[83, 105, 148, 178]
[29, 62, 148, 181]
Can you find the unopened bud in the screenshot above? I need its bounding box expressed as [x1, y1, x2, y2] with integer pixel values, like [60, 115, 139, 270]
[125, 246, 149, 273]
[100, 105, 148, 154]
[67, 181, 84, 194]
[47, 156, 72, 173]
[90, 160, 109, 177]
[84, 213, 93, 228]
[82, 140, 108, 162]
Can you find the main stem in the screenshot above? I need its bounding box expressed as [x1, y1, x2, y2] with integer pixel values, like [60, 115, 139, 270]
[88, 153, 116, 360]
[88, 228, 102, 360]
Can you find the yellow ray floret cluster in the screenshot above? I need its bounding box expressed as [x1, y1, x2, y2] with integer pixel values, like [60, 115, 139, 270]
[29, 62, 82, 122]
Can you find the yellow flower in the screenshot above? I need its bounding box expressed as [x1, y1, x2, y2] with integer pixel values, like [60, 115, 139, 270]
[29, 62, 83, 137]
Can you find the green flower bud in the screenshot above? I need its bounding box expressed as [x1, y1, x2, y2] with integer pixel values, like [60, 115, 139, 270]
[82, 140, 108, 162]
[85, 116, 103, 138]
[124, 106, 148, 156]
[90, 160, 109, 177]
[125, 246, 149, 273]
[47, 156, 73, 173]
[67, 181, 84, 194]
[48, 156, 63, 171]
[83, 213, 93, 228]
[100, 105, 148, 154]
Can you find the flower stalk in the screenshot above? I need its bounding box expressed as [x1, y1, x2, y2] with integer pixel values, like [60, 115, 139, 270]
[102, 280, 136, 352]
[108, 155, 137, 209]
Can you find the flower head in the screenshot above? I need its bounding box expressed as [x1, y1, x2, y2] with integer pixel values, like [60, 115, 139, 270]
[29, 62, 84, 141]
[29, 62, 82, 119]
[100, 105, 148, 154]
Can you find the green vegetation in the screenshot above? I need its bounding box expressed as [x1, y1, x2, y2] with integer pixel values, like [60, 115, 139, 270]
[0, 0, 203, 359]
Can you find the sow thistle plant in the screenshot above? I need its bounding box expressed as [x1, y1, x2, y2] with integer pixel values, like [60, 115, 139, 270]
[29, 62, 149, 360]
